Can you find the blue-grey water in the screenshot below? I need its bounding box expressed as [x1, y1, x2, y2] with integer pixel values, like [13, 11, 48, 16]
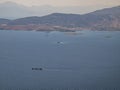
[0, 30, 120, 89]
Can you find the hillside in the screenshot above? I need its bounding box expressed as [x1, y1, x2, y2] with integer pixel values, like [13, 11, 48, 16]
[0, 18, 11, 24]
[0, 6, 120, 31]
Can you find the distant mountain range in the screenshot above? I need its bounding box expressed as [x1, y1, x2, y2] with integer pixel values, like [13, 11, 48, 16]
[0, 6, 120, 31]
[0, 1, 104, 19]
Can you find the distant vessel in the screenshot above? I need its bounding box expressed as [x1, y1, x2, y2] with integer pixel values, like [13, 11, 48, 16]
[57, 41, 64, 44]
[32, 68, 43, 70]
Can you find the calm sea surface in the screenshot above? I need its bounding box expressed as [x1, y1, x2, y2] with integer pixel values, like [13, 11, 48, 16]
[0, 30, 120, 89]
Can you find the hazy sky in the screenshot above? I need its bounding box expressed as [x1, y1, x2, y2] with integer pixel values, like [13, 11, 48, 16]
[0, 0, 120, 7]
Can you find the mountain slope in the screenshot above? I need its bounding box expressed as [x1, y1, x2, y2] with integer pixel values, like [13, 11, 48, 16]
[0, 6, 120, 31]
[8, 13, 81, 27]
[83, 6, 120, 30]
[0, 18, 11, 24]
[88, 6, 120, 16]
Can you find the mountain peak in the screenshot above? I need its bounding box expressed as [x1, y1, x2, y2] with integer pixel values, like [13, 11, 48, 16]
[49, 13, 80, 16]
[51, 13, 67, 15]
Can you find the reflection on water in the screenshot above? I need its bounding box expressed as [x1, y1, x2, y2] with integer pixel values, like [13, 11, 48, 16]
[104, 35, 112, 38]
[0, 30, 120, 89]
[64, 31, 83, 36]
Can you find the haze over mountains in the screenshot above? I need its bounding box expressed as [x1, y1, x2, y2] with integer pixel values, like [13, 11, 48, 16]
[0, 1, 119, 19]
[0, 3, 120, 31]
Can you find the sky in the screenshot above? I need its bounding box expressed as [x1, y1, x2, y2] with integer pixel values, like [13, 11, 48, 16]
[0, 0, 120, 7]
[0, 0, 120, 19]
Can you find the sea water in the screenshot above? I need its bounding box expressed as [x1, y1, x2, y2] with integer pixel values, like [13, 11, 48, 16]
[0, 30, 120, 89]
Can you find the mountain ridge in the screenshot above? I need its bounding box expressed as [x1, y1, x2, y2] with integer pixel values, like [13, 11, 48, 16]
[0, 1, 119, 19]
[0, 6, 120, 31]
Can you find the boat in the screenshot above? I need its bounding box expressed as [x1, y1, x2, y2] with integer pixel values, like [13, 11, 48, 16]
[32, 68, 43, 70]
[57, 41, 64, 44]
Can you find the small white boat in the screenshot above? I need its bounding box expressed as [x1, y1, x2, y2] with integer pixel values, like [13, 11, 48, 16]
[57, 41, 64, 44]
